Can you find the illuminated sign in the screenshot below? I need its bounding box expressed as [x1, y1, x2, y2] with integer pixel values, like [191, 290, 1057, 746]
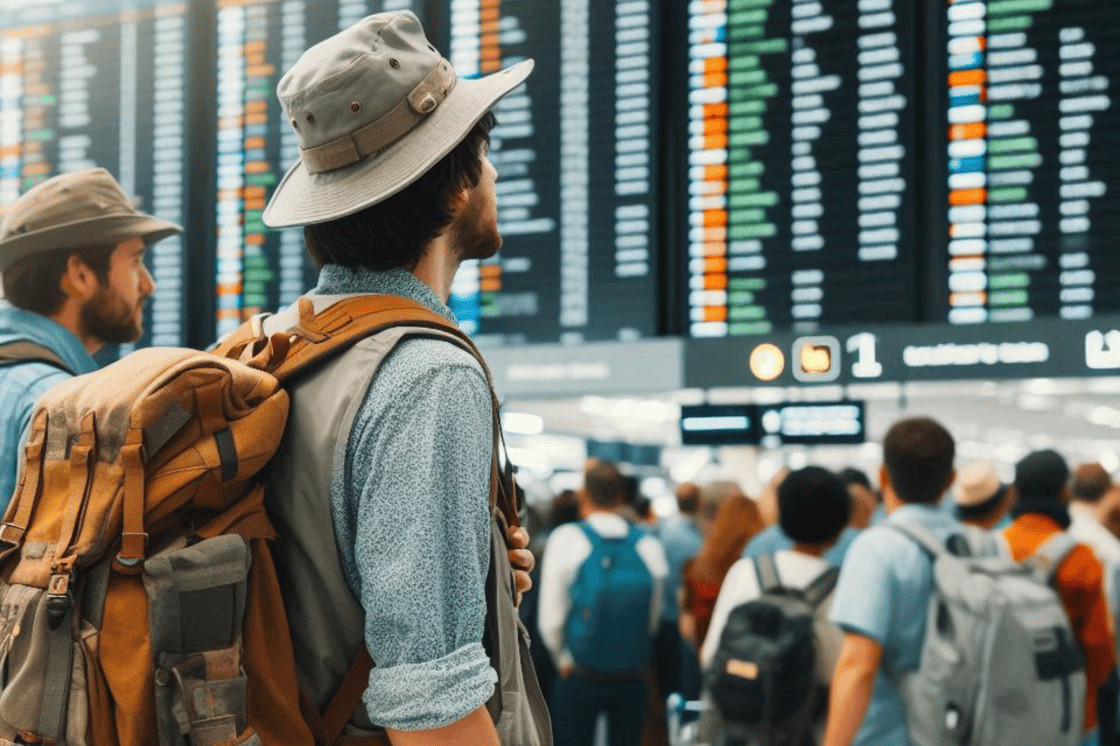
[680, 405, 761, 446]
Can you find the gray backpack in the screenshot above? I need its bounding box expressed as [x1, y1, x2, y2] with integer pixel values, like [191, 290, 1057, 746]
[890, 519, 1086, 746]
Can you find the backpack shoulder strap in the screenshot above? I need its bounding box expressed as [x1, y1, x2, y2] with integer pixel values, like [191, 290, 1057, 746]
[0, 340, 71, 373]
[886, 517, 947, 558]
[1023, 532, 1079, 585]
[578, 521, 603, 550]
[803, 566, 840, 608]
[215, 294, 519, 522]
[754, 553, 782, 593]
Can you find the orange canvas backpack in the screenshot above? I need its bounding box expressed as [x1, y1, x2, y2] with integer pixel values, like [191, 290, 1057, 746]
[0, 295, 522, 746]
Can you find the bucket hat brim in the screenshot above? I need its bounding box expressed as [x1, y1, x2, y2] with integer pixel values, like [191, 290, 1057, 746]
[0, 212, 182, 273]
[263, 59, 534, 228]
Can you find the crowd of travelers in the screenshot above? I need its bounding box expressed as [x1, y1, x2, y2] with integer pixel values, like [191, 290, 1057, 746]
[524, 417, 1120, 746]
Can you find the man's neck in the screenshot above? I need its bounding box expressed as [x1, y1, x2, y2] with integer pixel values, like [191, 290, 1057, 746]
[409, 234, 460, 302]
[48, 304, 103, 355]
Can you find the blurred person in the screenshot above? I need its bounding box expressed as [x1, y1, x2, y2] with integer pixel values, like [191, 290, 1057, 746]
[701, 466, 851, 745]
[654, 482, 707, 729]
[520, 488, 582, 707]
[539, 460, 668, 746]
[680, 486, 765, 651]
[951, 461, 1015, 530]
[823, 417, 963, 746]
[1002, 450, 1115, 746]
[742, 467, 866, 567]
[0, 168, 180, 513]
[838, 467, 879, 529]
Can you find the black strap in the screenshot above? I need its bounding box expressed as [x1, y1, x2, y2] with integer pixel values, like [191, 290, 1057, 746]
[803, 567, 840, 608]
[0, 340, 71, 373]
[754, 553, 781, 594]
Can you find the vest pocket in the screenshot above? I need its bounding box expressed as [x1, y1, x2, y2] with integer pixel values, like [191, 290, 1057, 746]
[143, 534, 252, 746]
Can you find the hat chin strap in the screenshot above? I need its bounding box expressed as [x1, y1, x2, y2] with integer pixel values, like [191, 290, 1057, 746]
[299, 59, 458, 175]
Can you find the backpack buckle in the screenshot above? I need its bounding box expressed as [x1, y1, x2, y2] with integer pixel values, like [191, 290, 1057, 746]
[46, 568, 75, 626]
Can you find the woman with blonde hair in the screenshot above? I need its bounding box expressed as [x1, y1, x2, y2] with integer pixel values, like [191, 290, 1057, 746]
[679, 483, 766, 650]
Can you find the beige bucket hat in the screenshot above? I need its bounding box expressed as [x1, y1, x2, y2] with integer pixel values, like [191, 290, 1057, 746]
[0, 168, 182, 273]
[263, 11, 533, 228]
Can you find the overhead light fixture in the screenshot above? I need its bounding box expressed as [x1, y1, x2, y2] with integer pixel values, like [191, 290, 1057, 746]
[750, 343, 785, 382]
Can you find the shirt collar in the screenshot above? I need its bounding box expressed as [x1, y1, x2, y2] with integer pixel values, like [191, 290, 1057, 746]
[0, 301, 99, 375]
[313, 265, 459, 325]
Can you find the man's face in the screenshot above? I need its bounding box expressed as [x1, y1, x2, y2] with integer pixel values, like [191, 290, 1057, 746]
[80, 237, 156, 345]
[452, 154, 502, 262]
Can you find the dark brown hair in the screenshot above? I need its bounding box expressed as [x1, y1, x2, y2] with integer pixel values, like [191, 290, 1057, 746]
[303, 113, 496, 271]
[3, 244, 115, 315]
[883, 417, 956, 505]
[584, 460, 628, 509]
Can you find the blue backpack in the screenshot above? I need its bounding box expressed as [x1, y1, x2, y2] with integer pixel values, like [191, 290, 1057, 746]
[566, 521, 654, 675]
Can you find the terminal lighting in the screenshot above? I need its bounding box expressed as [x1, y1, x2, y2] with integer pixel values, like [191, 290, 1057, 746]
[793, 336, 841, 382]
[749, 343, 785, 382]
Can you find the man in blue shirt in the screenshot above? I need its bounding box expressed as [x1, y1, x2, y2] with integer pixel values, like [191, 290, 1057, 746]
[822, 417, 961, 746]
[0, 168, 181, 512]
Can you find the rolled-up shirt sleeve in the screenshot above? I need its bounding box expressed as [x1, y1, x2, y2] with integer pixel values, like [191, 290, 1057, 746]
[345, 351, 497, 731]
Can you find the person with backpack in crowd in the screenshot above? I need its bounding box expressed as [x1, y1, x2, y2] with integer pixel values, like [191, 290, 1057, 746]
[0, 168, 181, 512]
[226, 12, 548, 744]
[1003, 450, 1116, 746]
[538, 459, 668, 746]
[822, 417, 964, 746]
[701, 466, 851, 745]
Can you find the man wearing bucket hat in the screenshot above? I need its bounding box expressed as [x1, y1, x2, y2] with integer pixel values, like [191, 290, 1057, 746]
[260, 11, 549, 746]
[0, 168, 180, 514]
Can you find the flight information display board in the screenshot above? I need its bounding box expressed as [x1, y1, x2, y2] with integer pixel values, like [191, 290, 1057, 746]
[212, 0, 422, 338]
[684, 0, 920, 338]
[445, 0, 662, 345]
[0, 0, 191, 348]
[938, 0, 1120, 325]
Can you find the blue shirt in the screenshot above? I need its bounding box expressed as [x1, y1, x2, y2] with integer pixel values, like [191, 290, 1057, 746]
[0, 303, 98, 513]
[829, 503, 966, 746]
[657, 513, 703, 621]
[742, 523, 860, 568]
[319, 266, 498, 730]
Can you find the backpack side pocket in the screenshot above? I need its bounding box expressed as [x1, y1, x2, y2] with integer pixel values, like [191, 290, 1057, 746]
[143, 534, 252, 746]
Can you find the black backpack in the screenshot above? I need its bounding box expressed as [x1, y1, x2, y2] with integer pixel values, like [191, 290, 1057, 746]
[706, 555, 839, 746]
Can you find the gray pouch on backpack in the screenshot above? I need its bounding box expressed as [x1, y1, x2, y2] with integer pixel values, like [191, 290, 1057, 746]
[143, 534, 253, 746]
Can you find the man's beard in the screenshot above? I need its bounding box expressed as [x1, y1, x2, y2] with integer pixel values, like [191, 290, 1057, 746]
[452, 190, 501, 262]
[80, 286, 143, 345]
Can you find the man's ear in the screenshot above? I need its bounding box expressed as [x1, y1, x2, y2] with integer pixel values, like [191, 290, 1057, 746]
[59, 254, 99, 302]
[448, 184, 470, 215]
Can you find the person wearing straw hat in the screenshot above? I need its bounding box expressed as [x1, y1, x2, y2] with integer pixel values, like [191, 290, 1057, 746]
[951, 460, 1015, 530]
[0, 168, 181, 515]
[260, 11, 549, 746]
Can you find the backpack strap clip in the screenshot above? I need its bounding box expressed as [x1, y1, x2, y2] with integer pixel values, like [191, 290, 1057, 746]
[46, 556, 76, 625]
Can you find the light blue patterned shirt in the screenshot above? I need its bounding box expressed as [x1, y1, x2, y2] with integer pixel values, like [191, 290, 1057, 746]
[315, 266, 498, 731]
[0, 302, 99, 513]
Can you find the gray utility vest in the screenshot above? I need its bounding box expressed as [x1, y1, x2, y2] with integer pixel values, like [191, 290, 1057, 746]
[264, 297, 551, 745]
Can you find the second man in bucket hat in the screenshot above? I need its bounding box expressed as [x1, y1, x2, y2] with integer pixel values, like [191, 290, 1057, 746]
[0, 167, 181, 514]
[259, 11, 550, 746]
